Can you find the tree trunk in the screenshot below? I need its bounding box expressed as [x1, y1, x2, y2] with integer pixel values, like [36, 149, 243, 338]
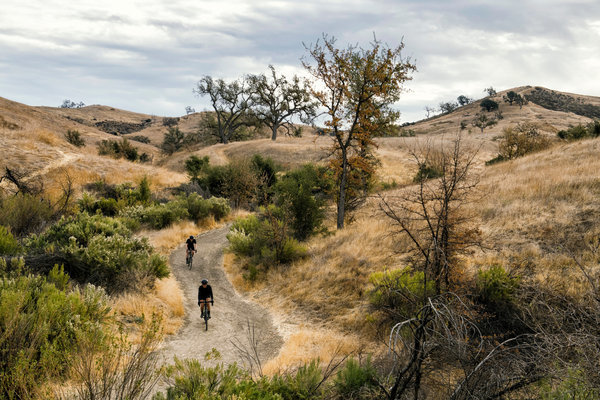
[271, 125, 278, 141]
[337, 156, 348, 229]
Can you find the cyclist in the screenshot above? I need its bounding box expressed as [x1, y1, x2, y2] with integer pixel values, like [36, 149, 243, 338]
[186, 235, 197, 261]
[197, 279, 214, 319]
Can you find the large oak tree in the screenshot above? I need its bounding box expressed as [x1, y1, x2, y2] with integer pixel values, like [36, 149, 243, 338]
[247, 65, 317, 141]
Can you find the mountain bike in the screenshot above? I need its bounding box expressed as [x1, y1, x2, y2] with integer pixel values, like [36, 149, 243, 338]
[199, 299, 212, 331]
[186, 250, 194, 270]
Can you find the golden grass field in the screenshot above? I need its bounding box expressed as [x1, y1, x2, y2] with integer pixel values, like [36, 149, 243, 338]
[2, 87, 600, 370]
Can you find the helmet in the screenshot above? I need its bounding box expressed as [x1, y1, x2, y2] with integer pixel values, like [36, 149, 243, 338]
[189, 235, 194, 239]
[201, 279, 208, 284]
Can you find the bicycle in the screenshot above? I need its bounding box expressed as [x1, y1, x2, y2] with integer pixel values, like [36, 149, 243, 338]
[186, 250, 194, 270]
[198, 299, 212, 331]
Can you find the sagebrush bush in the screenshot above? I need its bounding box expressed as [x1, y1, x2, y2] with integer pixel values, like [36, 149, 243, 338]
[498, 123, 551, 160]
[0, 225, 20, 255]
[0, 266, 111, 398]
[25, 213, 168, 292]
[97, 138, 140, 161]
[0, 193, 54, 237]
[227, 208, 307, 271]
[65, 129, 86, 147]
[141, 202, 189, 229]
[333, 357, 378, 399]
[369, 268, 435, 319]
[558, 120, 600, 140]
[476, 264, 520, 315]
[274, 164, 329, 240]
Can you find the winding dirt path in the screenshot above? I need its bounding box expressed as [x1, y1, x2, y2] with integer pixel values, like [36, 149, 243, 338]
[158, 225, 283, 367]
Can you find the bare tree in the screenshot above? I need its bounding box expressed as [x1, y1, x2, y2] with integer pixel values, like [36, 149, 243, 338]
[247, 65, 317, 141]
[380, 135, 481, 294]
[193, 76, 253, 144]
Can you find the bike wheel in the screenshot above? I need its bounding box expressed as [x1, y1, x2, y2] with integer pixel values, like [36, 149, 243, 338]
[204, 314, 208, 331]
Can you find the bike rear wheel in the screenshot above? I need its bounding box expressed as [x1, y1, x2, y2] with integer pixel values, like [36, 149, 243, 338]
[186, 253, 193, 269]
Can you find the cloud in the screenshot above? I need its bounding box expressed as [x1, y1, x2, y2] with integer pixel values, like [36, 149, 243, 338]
[1, 0, 599, 120]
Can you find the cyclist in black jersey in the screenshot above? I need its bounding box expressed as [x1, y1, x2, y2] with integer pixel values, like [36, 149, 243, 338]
[186, 235, 197, 261]
[198, 279, 214, 319]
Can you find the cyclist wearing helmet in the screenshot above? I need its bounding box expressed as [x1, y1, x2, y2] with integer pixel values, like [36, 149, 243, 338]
[198, 279, 214, 319]
[186, 235, 197, 260]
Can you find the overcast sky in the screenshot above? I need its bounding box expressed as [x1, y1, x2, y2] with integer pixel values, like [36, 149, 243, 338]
[1, 0, 599, 123]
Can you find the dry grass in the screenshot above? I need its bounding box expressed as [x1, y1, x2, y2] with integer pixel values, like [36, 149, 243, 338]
[225, 134, 600, 363]
[262, 328, 365, 375]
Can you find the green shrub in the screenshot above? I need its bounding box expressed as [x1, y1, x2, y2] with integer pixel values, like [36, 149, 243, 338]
[130, 135, 151, 144]
[65, 129, 85, 147]
[0, 226, 20, 255]
[497, 123, 551, 160]
[25, 213, 168, 292]
[0, 270, 111, 398]
[413, 163, 443, 182]
[207, 197, 231, 220]
[0, 193, 54, 237]
[141, 202, 189, 229]
[274, 164, 328, 240]
[333, 357, 378, 399]
[97, 138, 140, 161]
[539, 367, 599, 400]
[227, 209, 307, 271]
[251, 154, 279, 204]
[369, 268, 435, 319]
[558, 120, 600, 141]
[476, 265, 520, 314]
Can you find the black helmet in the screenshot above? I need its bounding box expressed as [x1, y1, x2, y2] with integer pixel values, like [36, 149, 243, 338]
[190, 235, 194, 239]
[201, 279, 208, 284]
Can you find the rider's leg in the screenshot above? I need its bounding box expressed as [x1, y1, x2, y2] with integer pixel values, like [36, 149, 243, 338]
[205, 297, 211, 318]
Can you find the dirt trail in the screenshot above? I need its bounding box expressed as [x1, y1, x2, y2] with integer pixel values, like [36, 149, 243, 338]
[158, 224, 283, 367]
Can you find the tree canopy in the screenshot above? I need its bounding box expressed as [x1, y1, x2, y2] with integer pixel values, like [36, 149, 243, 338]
[303, 35, 416, 229]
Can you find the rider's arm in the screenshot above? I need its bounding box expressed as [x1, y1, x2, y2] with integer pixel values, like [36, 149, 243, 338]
[197, 287, 201, 306]
[209, 286, 214, 303]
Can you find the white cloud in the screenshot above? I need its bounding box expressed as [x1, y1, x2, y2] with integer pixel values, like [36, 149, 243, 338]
[0, 0, 599, 120]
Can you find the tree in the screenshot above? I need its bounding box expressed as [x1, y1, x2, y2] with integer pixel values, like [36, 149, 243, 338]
[247, 65, 317, 141]
[161, 126, 185, 154]
[381, 136, 480, 294]
[60, 99, 85, 109]
[503, 90, 519, 105]
[193, 76, 252, 144]
[480, 98, 499, 112]
[424, 106, 436, 118]
[483, 86, 497, 97]
[303, 34, 416, 229]
[439, 101, 459, 114]
[457, 95, 473, 106]
[471, 113, 497, 133]
[185, 155, 210, 183]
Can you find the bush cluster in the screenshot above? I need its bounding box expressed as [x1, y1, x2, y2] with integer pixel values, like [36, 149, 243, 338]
[97, 138, 149, 162]
[185, 155, 282, 209]
[487, 123, 552, 165]
[0, 263, 111, 398]
[525, 87, 600, 118]
[227, 207, 307, 275]
[25, 213, 169, 292]
[0, 225, 20, 255]
[156, 356, 381, 400]
[557, 120, 600, 140]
